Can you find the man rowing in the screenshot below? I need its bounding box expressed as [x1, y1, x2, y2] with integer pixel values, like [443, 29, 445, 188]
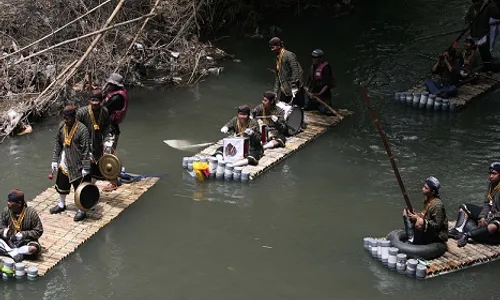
[215, 105, 263, 167]
[402, 176, 448, 245]
[76, 91, 113, 184]
[252, 92, 287, 150]
[269, 37, 305, 107]
[465, 0, 494, 72]
[448, 162, 500, 247]
[0, 189, 43, 262]
[102, 73, 128, 191]
[304, 49, 335, 115]
[50, 105, 92, 222]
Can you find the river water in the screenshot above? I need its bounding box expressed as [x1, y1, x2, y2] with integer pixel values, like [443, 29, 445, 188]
[2, 0, 500, 298]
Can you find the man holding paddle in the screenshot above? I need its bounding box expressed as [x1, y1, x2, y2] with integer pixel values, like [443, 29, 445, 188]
[304, 49, 335, 115]
[465, 0, 495, 72]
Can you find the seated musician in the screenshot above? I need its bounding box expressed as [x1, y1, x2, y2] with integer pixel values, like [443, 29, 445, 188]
[402, 176, 448, 245]
[449, 162, 500, 247]
[458, 37, 483, 83]
[0, 189, 43, 262]
[215, 105, 263, 167]
[425, 49, 460, 98]
[252, 91, 288, 150]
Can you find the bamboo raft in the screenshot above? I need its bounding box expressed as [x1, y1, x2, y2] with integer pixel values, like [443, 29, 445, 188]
[368, 221, 500, 279]
[0, 177, 159, 277]
[190, 110, 350, 181]
[396, 72, 500, 111]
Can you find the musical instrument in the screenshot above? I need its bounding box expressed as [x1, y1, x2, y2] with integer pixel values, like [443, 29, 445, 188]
[74, 182, 100, 212]
[99, 153, 121, 180]
[223, 137, 249, 163]
[275, 101, 303, 136]
[260, 124, 268, 144]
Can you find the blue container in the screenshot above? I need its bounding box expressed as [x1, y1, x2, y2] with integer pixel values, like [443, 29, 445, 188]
[419, 92, 429, 109]
[399, 92, 407, 104]
[434, 97, 442, 111]
[412, 93, 421, 108]
[406, 93, 413, 106]
[426, 94, 435, 110]
[395, 92, 401, 101]
[441, 99, 449, 111]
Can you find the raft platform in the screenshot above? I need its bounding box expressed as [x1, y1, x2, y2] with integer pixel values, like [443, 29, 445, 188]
[186, 110, 350, 181]
[395, 72, 500, 111]
[366, 221, 500, 279]
[0, 177, 159, 277]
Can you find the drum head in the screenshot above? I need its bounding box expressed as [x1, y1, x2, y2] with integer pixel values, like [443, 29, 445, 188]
[74, 182, 100, 212]
[286, 107, 304, 135]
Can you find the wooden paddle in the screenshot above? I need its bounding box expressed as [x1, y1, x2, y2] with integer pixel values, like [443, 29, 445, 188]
[359, 83, 414, 212]
[163, 140, 214, 151]
[414, 29, 465, 42]
[305, 90, 344, 120]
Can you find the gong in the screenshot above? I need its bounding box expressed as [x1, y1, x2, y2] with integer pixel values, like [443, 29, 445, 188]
[74, 182, 100, 212]
[98, 153, 121, 180]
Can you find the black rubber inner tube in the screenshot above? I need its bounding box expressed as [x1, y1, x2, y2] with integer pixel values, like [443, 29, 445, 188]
[386, 229, 447, 260]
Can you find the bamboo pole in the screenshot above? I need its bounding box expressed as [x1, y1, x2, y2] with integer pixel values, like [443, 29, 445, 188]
[13, 14, 156, 66]
[0, 0, 112, 61]
[49, 0, 127, 89]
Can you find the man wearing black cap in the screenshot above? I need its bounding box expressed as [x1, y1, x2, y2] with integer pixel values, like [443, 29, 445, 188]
[216, 105, 263, 167]
[305, 49, 335, 115]
[402, 176, 448, 245]
[252, 91, 287, 150]
[269, 37, 304, 106]
[0, 189, 43, 262]
[50, 105, 92, 222]
[102, 73, 128, 149]
[448, 162, 500, 247]
[465, 0, 494, 72]
[76, 90, 113, 181]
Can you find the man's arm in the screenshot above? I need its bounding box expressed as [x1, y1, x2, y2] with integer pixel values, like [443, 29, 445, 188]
[20, 209, 43, 241]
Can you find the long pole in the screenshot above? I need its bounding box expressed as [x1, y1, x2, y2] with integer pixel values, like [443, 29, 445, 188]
[359, 84, 413, 212]
[448, 0, 492, 51]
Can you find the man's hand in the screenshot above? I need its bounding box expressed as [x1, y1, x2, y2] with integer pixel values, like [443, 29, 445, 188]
[406, 209, 419, 223]
[479, 218, 488, 227]
[51, 162, 58, 171]
[220, 126, 229, 134]
[271, 115, 278, 122]
[415, 217, 425, 230]
[244, 128, 253, 136]
[82, 168, 90, 178]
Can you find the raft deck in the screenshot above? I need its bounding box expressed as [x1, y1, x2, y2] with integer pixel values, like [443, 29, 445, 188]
[402, 72, 500, 111]
[370, 221, 500, 279]
[0, 177, 159, 276]
[195, 110, 349, 181]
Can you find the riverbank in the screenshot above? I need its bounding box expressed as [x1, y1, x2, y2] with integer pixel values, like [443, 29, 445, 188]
[0, 0, 355, 139]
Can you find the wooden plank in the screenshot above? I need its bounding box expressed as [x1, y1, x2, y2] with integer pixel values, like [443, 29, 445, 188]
[0, 177, 159, 277]
[189, 111, 349, 181]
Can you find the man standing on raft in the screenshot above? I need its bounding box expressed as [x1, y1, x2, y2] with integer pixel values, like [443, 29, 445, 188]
[402, 176, 448, 245]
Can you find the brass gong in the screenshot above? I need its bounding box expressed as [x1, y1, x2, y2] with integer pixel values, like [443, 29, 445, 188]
[98, 153, 121, 180]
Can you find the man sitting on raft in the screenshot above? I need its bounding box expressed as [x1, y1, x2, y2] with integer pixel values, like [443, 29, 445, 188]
[449, 162, 500, 247]
[0, 189, 43, 262]
[402, 176, 448, 245]
[251, 91, 287, 150]
[215, 105, 263, 167]
[425, 49, 460, 98]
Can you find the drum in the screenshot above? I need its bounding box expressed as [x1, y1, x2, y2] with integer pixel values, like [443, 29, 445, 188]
[74, 182, 100, 212]
[260, 124, 268, 144]
[223, 137, 249, 163]
[275, 101, 304, 135]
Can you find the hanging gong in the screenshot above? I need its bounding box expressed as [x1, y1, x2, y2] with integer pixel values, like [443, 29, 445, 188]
[98, 153, 121, 180]
[74, 182, 100, 212]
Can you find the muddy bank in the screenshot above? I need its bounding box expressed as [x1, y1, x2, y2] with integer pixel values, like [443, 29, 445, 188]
[0, 0, 355, 139]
